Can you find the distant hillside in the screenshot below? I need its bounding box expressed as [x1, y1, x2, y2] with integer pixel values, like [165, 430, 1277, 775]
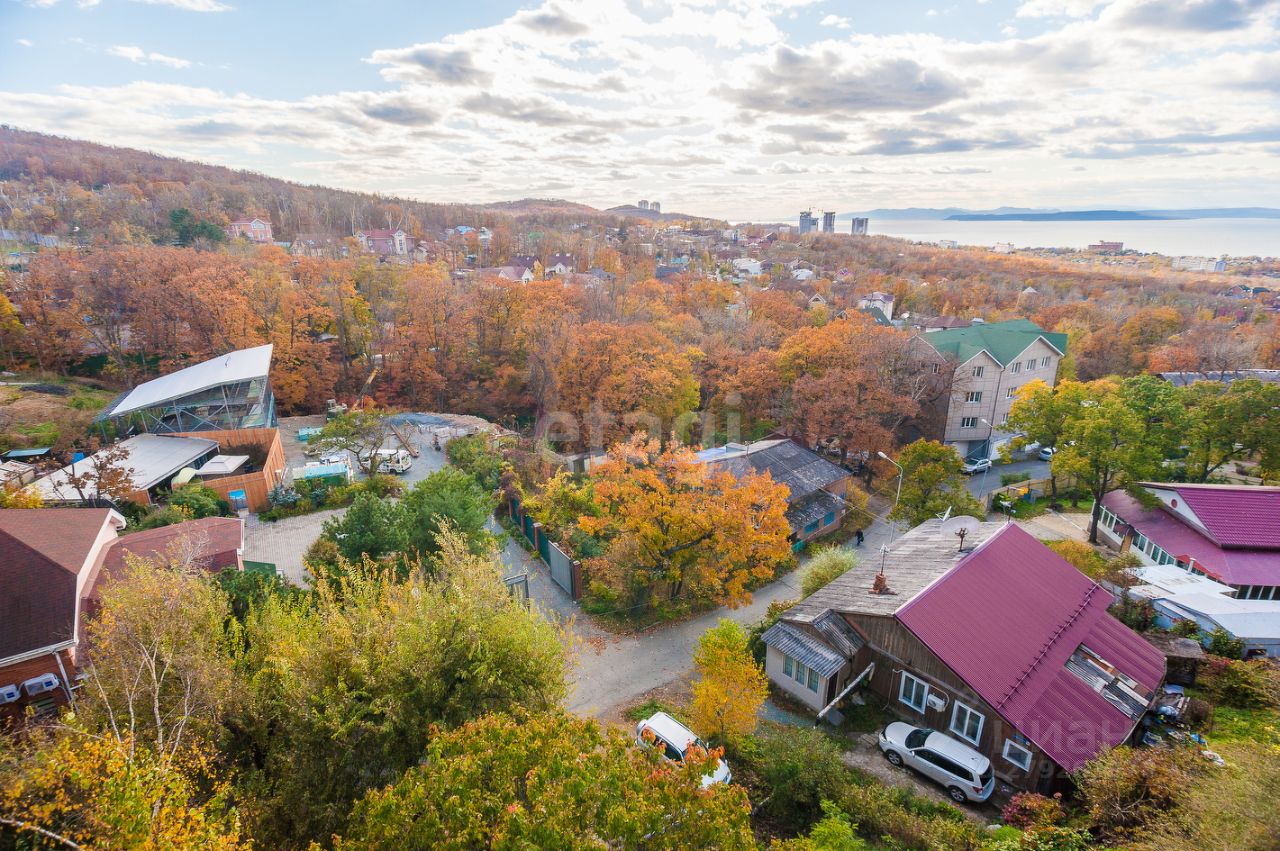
[606, 204, 721, 224]
[0, 128, 630, 244]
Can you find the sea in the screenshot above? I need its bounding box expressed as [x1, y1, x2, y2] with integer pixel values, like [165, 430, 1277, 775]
[865, 218, 1280, 258]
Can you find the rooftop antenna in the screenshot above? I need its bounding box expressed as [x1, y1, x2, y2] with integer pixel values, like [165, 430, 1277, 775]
[870, 544, 894, 595]
[941, 515, 982, 552]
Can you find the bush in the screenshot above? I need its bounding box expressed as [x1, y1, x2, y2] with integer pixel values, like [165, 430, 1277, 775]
[168, 484, 232, 518]
[1001, 792, 1065, 830]
[801, 547, 858, 597]
[1204, 627, 1246, 660]
[1199, 657, 1279, 709]
[738, 725, 852, 832]
[1075, 745, 1198, 842]
[1001, 471, 1032, 486]
[835, 781, 981, 850]
[445, 433, 506, 491]
[1045, 540, 1107, 580]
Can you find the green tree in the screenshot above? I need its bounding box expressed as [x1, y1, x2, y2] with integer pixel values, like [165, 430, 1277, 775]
[772, 801, 867, 850]
[167, 483, 232, 519]
[444, 433, 506, 491]
[1052, 382, 1161, 543]
[314, 409, 395, 476]
[888, 440, 984, 528]
[1182, 378, 1280, 482]
[336, 712, 755, 851]
[690, 619, 768, 744]
[1119, 375, 1187, 462]
[400, 467, 496, 557]
[320, 490, 408, 567]
[228, 529, 567, 846]
[1005, 379, 1088, 504]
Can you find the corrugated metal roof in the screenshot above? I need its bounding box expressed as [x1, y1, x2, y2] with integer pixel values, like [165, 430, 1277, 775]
[896, 524, 1166, 773]
[918, 318, 1067, 367]
[105, 344, 273, 417]
[760, 621, 847, 678]
[703, 439, 847, 504]
[1168, 484, 1280, 549]
[34, 435, 219, 501]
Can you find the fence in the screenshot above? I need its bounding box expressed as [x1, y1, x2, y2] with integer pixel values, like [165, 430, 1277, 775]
[985, 474, 1082, 512]
[507, 498, 583, 600]
[172, 427, 286, 513]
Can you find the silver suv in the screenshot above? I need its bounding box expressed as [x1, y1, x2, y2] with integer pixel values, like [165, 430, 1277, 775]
[878, 722, 995, 803]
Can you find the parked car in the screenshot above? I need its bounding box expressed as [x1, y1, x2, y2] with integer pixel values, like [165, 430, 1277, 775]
[877, 722, 995, 804]
[635, 712, 732, 787]
[1037, 446, 1055, 461]
[961, 458, 992, 475]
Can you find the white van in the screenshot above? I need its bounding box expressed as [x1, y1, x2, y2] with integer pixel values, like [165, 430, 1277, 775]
[635, 712, 732, 787]
[878, 722, 995, 803]
[365, 448, 412, 474]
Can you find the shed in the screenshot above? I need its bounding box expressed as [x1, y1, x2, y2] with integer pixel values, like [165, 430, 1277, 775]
[1140, 632, 1205, 686]
[291, 462, 352, 490]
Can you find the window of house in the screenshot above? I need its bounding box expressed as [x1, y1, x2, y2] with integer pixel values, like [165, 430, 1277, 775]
[932, 364, 941, 374]
[1000, 413, 1010, 426]
[805, 520, 820, 534]
[1026, 358, 1037, 371]
[961, 417, 978, 428]
[784, 656, 793, 677]
[899, 672, 929, 713]
[1041, 356, 1051, 368]
[950, 702, 985, 746]
[972, 366, 985, 377]
[1011, 362, 1022, 374]
[823, 511, 836, 526]
[1006, 387, 1017, 399]
[807, 669, 819, 691]
[1002, 739, 1033, 770]
[792, 660, 809, 685]
[965, 391, 982, 403]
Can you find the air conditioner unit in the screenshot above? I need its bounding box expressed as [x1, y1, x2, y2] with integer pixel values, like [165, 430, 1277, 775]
[926, 693, 947, 712]
[0, 683, 19, 704]
[22, 673, 60, 697]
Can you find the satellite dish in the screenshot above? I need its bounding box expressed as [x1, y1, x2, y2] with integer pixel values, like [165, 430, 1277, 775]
[941, 515, 982, 551]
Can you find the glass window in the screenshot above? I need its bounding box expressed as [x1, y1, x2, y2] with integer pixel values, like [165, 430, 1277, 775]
[1003, 739, 1033, 770]
[823, 511, 835, 526]
[1026, 358, 1037, 370]
[972, 366, 985, 377]
[805, 520, 820, 533]
[1006, 387, 1017, 399]
[794, 662, 808, 684]
[950, 702, 985, 745]
[784, 656, 793, 677]
[1041, 356, 1050, 368]
[1000, 413, 1010, 426]
[1011, 362, 1022, 374]
[961, 417, 978, 428]
[807, 669, 819, 691]
[899, 672, 929, 712]
[966, 391, 982, 403]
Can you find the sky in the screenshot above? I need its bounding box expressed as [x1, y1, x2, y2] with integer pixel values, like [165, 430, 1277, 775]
[1, 0, 1279, 221]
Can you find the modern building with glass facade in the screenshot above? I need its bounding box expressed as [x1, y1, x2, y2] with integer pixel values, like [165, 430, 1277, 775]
[96, 344, 276, 435]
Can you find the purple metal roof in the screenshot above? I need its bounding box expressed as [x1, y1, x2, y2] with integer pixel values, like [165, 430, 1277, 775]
[896, 524, 1165, 773]
[1169, 485, 1280, 549]
[1103, 490, 1279, 587]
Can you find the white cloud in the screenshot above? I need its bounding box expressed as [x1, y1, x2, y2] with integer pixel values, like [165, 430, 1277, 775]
[107, 45, 192, 68]
[820, 13, 852, 28]
[16, 39, 35, 47]
[1016, 0, 1102, 18]
[131, 0, 232, 11]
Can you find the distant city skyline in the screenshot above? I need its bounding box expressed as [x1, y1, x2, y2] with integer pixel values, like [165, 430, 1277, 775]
[2, 0, 1278, 221]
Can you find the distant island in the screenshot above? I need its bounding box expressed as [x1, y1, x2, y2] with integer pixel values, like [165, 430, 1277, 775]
[841, 207, 1280, 221]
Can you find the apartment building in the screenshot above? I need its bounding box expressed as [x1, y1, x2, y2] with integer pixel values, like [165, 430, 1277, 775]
[915, 319, 1068, 461]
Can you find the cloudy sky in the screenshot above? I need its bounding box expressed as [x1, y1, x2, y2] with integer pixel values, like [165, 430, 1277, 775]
[2, 0, 1278, 219]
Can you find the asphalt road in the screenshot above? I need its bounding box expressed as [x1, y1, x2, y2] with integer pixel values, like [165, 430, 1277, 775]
[963, 458, 1049, 497]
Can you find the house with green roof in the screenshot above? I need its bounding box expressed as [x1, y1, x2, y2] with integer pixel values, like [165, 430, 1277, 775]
[915, 319, 1068, 461]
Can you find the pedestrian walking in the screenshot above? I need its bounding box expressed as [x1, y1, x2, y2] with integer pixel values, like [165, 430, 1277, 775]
[855, 528, 864, 546]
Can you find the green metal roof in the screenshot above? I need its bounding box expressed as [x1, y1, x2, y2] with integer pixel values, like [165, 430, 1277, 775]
[919, 319, 1067, 367]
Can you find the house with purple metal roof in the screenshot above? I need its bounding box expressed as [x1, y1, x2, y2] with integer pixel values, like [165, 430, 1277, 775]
[1098, 483, 1280, 601]
[763, 519, 1165, 793]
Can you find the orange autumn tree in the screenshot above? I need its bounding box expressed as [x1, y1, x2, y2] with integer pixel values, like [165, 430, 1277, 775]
[578, 435, 793, 614]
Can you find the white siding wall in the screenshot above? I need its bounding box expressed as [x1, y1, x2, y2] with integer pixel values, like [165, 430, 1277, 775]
[765, 644, 827, 711]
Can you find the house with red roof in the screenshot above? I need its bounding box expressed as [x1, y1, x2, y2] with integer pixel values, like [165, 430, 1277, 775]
[226, 218, 273, 243]
[0, 510, 243, 724]
[356, 228, 412, 257]
[762, 519, 1164, 793]
[1099, 483, 1280, 601]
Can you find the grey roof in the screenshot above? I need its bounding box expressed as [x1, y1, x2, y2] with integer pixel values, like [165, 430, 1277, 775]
[705, 439, 847, 505]
[787, 490, 845, 528]
[105, 345, 273, 417]
[761, 621, 847, 678]
[787, 519, 1007, 620]
[812, 610, 865, 657]
[35, 434, 219, 501]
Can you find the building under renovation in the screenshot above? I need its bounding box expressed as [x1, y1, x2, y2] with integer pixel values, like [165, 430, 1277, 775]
[96, 344, 277, 435]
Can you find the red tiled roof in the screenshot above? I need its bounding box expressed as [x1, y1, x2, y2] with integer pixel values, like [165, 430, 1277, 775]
[896, 524, 1165, 773]
[85, 517, 243, 603]
[1164, 484, 1280, 549]
[1102, 490, 1278, 586]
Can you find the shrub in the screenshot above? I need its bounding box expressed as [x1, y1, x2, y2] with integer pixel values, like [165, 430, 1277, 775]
[801, 547, 858, 597]
[1045, 540, 1106, 580]
[1075, 745, 1198, 842]
[1184, 697, 1212, 728]
[1204, 627, 1246, 660]
[835, 781, 981, 850]
[167, 484, 232, 518]
[1001, 792, 1065, 830]
[739, 725, 851, 832]
[1199, 657, 1279, 709]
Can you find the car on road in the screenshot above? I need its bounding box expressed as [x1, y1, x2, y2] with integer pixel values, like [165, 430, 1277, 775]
[636, 711, 732, 787]
[1037, 446, 1055, 461]
[878, 722, 995, 803]
[961, 458, 992, 475]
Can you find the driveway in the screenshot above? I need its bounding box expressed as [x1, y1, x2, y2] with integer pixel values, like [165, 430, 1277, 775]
[964, 458, 1049, 497]
[567, 511, 897, 717]
[842, 735, 998, 823]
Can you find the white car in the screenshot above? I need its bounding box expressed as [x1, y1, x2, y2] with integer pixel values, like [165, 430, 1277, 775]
[1037, 446, 1056, 461]
[878, 722, 995, 803]
[961, 458, 992, 475]
[635, 711, 732, 787]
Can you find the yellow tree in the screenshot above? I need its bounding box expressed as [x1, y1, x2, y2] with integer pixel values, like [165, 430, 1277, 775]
[691, 619, 768, 744]
[578, 435, 793, 611]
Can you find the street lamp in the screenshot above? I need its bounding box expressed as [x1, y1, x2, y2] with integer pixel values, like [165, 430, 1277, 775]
[877, 450, 904, 543]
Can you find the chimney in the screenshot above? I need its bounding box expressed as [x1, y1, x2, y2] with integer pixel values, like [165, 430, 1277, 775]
[871, 573, 893, 595]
